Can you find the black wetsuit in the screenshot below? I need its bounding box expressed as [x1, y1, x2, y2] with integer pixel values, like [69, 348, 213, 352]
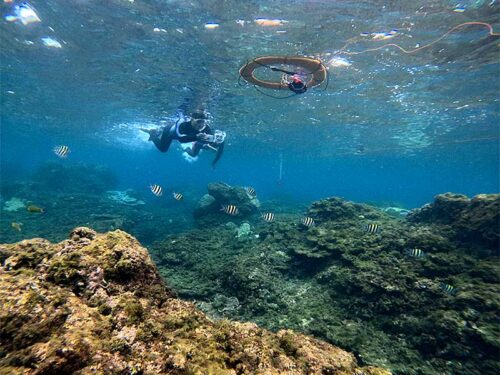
[151, 121, 225, 168]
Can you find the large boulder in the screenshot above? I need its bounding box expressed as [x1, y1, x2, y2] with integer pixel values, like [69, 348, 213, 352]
[408, 193, 500, 252]
[194, 182, 259, 226]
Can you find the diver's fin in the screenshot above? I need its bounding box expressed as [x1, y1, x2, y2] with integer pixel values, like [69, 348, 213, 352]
[140, 128, 159, 141]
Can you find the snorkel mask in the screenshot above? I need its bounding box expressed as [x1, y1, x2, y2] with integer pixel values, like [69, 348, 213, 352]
[288, 75, 307, 94]
[190, 110, 208, 130]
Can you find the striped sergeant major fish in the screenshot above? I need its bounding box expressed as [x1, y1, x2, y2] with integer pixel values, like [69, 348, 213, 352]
[221, 204, 239, 216]
[301, 216, 315, 227]
[53, 145, 70, 158]
[440, 283, 456, 295]
[406, 248, 425, 257]
[365, 223, 379, 234]
[150, 184, 163, 197]
[172, 192, 183, 201]
[261, 212, 275, 222]
[245, 186, 257, 198]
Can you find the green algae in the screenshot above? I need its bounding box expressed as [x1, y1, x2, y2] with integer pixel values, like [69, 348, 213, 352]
[150, 193, 500, 375]
[47, 252, 82, 285]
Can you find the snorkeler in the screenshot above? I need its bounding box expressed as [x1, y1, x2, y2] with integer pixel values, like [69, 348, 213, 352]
[141, 109, 226, 169]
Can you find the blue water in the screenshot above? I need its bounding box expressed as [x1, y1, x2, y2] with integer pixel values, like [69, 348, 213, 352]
[1, 2, 499, 374]
[1, 0, 499, 209]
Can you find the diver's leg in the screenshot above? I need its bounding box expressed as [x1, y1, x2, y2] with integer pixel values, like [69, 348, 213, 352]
[151, 126, 175, 153]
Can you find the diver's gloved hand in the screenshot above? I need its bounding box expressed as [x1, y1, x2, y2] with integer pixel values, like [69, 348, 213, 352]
[196, 133, 214, 142]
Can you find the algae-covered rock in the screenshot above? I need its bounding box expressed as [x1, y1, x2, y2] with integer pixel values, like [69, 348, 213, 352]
[194, 182, 259, 226]
[408, 193, 500, 252]
[0, 228, 389, 375]
[308, 197, 384, 222]
[150, 194, 500, 375]
[408, 193, 471, 223]
[235, 222, 253, 240]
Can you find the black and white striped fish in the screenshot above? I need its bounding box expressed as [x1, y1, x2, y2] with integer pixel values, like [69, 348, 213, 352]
[365, 223, 379, 234]
[301, 216, 315, 227]
[221, 204, 239, 216]
[440, 283, 455, 295]
[406, 248, 425, 257]
[150, 184, 163, 197]
[172, 192, 183, 201]
[245, 186, 256, 198]
[261, 212, 275, 222]
[53, 145, 70, 158]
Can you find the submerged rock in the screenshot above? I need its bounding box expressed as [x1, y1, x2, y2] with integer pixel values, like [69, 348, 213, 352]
[408, 193, 500, 252]
[151, 194, 500, 375]
[194, 182, 259, 226]
[0, 228, 389, 375]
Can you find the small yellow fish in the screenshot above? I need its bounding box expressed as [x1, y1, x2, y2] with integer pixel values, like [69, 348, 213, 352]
[254, 18, 286, 27]
[26, 205, 44, 213]
[11, 222, 23, 232]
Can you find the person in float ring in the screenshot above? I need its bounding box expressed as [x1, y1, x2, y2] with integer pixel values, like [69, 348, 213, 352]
[141, 110, 225, 169]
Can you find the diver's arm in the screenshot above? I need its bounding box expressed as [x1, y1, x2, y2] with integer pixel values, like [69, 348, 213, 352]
[178, 135, 198, 143]
[211, 141, 224, 169]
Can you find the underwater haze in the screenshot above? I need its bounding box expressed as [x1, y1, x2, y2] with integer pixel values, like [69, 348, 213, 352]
[1, 1, 500, 374]
[1, 0, 499, 209]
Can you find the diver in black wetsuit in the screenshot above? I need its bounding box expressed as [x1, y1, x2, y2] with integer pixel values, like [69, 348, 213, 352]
[141, 110, 225, 169]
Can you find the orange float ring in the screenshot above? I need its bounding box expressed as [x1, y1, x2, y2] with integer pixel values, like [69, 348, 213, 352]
[239, 56, 327, 90]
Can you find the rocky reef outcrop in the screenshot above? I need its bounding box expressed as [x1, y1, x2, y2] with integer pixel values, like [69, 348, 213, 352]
[407, 193, 499, 253]
[193, 182, 259, 226]
[0, 227, 389, 374]
[151, 193, 500, 375]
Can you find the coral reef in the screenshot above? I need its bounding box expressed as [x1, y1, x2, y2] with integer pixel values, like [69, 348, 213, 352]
[2, 197, 26, 212]
[235, 222, 253, 239]
[0, 228, 388, 375]
[106, 190, 145, 206]
[151, 193, 500, 375]
[194, 182, 260, 226]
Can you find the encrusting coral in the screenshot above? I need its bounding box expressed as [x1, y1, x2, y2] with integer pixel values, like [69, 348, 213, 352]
[0, 227, 389, 374]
